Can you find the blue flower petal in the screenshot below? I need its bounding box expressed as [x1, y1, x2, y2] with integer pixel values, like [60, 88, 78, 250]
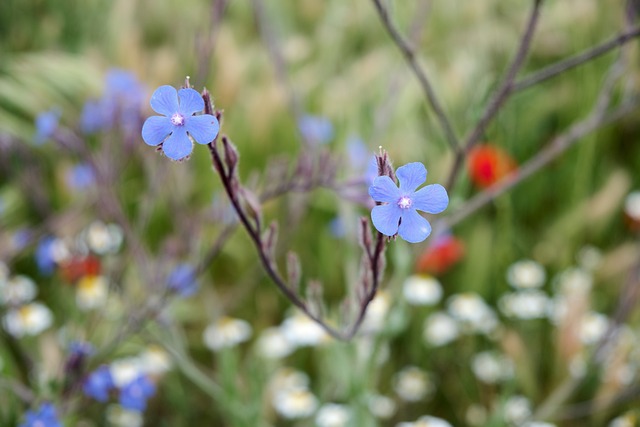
[142, 116, 173, 146]
[162, 127, 192, 160]
[186, 114, 219, 145]
[178, 88, 205, 116]
[398, 209, 432, 243]
[150, 85, 179, 116]
[413, 184, 449, 214]
[369, 176, 401, 203]
[371, 203, 402, 236]
[396, 162, 427, 193]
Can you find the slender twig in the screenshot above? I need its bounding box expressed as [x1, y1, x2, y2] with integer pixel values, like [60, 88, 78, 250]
[438, 99, 638, 230]
[513, 25, 640, 92]
[445, 0, 543, 191]
[370, 0, 460, 151]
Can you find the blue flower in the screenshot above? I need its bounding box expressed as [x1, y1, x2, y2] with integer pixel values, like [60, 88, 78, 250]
[83, 365, 114, 402]
[119, 375, 156, 411]
[34, 109, 60, 145]
[65, 163, 96, 190]
[20, 402, 62, 427]
[35, 236, 58, 275]
[298, 115, 333, 145]
[167, 263, 199, 297]
[142, 85, 220, 161]
[369, 162, 448, 243]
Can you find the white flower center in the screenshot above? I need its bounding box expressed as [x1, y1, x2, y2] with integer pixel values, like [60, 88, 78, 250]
[170, 113, 185, 126]
[397, 196, 412, 209]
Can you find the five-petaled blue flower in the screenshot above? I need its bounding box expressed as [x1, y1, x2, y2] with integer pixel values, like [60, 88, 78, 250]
[20, 402, 62, 427]
[369, 162, 448, 243]
[142, 85, 220, 161]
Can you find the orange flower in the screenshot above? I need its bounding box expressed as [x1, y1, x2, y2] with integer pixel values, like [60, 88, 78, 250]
[467, 144, 517, 188]
[416, 234, 464, 275]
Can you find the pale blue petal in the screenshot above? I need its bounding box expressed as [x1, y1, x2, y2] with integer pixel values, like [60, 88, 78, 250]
[178, 88, 205, 116]
[396, 162, 427, 193]
[162, 127, 192, 160]
[369, 176, 401, 203]
[141, 116, 173, 146]
[150, 85, 179, 117]
[398, 209, 432, 243]
[371, 203, 402, 236]
[413, 184, 449, 214]
[186, 114, 219, 145]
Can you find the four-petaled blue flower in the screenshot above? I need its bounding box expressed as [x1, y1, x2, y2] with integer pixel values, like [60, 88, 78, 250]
[142, 85, 220, 161]
[20, 402, 62, 427]
[83, 365, 115, 402]
[369, 162, 448, 243]
[119, 375, 156, 411]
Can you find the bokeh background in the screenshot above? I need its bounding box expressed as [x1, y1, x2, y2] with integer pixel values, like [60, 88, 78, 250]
[1, 0, 640, 426]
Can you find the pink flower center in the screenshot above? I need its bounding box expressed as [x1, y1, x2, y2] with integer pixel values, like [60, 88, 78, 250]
[170, 113, 185, 126]
[398, 196, 412, 209]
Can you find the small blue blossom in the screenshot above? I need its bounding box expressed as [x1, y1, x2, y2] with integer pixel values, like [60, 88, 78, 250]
[142, 85, 220, 161]
[369, 162, 448, 243]
[298, 115, 333, 145]
[35, 236, 58, 275]
[80, 99, 105, 134]
[83, 365, 115, 402]
[65, 163, 96, 190]
[20, 402, 62, 427]
[167, 263, 199, 297]
[34, 109, 60, 145]
[119, 375, 156, 411]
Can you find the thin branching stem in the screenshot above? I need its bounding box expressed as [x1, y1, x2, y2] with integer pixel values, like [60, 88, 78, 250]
[370, 0, 460, 151]
[445, 0, 543, 191]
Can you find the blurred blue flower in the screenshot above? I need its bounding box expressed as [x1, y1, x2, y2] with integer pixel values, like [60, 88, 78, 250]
[120, 375, 156, 411]
[167, 263, 199, 297]
[65, 163, 96, 190]
[80, 99, 105, 134]
[36, 236, 58, 275]
[142, 85, 220, 160]
[83, 365, 114, 402]
[298, 115, 333, 145]
[346, 137, 378, 185]
[34, 109, 60, 145]
[369, 162, 448, 243]
[11, 228, 32, 251]
[20, 402, 62, 427]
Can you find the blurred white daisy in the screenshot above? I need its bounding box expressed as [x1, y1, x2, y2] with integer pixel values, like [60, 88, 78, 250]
[315, 403, 351, 427]
[256, 327, 295, 359]
[269, 368, 310, 392]
[521, 422, 557, 427]
[576, 246, 602, 271]
[423, 311, 459, 346]
[402, 275, 443, 306]
[608, 412, 636, 427]
[466, 404, 487, 426]
[498, 290, 550, 320]
[396, 415, 453, 427]
[272, 387, 318, 420]
[106, 404, 143, 427]
[367, 394, 396, 419]
[471, 351, 514, 384]
[110, 357, 143, 388]
[555, 267, 593, 294]
[203, 317, 252, 351]
[3, 302, 53, 337]
[393, 366, 433, 402]
[503, 395, 531, 425]
[506, 260, 546, 289]
[76, 275, 109, 310]
[447, 293, 498, 334]
[0, 275, 37, 306]
[138, 345, 172, 376]
[280, 312, 328, 347]
[579, 312, 609, 345]
[360, 291, 391, 334]
[85, 221, 124, 255]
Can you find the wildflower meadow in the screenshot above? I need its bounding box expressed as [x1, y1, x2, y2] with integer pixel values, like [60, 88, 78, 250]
[2, 1, 640, 426]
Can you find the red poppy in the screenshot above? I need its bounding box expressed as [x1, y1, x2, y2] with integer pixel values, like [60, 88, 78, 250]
[467, 144, 517, 188]
[416, 234, 465, 275]
[59, 255, 101, 283]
